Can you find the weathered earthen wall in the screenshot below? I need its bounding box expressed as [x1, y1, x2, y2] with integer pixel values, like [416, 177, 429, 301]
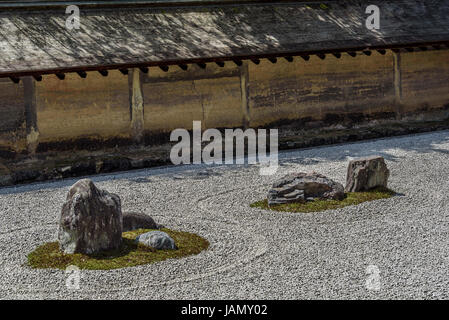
[2, 50, 449, 152]
[34, 70, 131, 151]
[0, 78, 26, 157]
[400, 50, 449, 116]
[248, 52, 397, 127]
[1, 49, 449, 185]
[142, 63, 244, 136]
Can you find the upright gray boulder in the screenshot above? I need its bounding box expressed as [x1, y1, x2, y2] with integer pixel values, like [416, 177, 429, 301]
[58, 179, 123, 254]
[268, 172, 345, 206]
[345, 156, 390, 192]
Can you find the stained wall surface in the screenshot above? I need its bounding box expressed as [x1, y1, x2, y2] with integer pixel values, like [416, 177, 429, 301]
[400, 50, 449, 114]
[1, 49, 449, 155]
[35, 70, 130, 149]
[0, 78, 26, 156]
[248, 52, 397, 127]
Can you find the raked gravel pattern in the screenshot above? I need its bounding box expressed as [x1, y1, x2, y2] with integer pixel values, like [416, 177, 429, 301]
[1, 130, 449, 299]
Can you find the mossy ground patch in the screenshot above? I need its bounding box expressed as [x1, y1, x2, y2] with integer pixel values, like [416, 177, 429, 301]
[28, 228, 209, 270]
[250, 188, 396, 213]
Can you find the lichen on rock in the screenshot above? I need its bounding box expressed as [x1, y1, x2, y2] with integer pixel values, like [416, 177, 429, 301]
[268, 172, 345, 206]
[345, 156, 390, 192]
[58, 179, 123, 254]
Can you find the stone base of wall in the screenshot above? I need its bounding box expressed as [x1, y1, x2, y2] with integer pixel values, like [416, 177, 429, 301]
[2, 112, 449, 187]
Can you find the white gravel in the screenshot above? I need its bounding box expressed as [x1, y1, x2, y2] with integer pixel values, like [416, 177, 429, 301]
[1, 130, 449, 299]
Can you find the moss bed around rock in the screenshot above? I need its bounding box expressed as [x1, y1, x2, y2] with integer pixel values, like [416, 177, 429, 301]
[27, 228, 209, 270]
[250, 188, 396, 213]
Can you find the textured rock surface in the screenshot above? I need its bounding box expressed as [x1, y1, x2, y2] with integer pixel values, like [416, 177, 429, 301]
[122, 212, 164, 232]
[58, 179, 123, 254]
[345, 156, 390, 192]
[268, 172, 345, 205]
[135, 231, 177, 250]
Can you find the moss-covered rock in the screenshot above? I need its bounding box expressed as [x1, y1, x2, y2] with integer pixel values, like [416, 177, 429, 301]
[251, 188, 396, 213]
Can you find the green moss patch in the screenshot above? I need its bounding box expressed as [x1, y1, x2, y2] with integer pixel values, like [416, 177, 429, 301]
[250, 188, 396, 213]
[28, 228, 209, 270]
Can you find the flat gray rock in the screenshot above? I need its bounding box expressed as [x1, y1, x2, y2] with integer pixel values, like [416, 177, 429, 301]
[345, 156, 390, 192]
[122, 212, 164, 232]
[135, 231, 177, 250]
[268, 172, 344, 206]
[58, 179, 123, 254]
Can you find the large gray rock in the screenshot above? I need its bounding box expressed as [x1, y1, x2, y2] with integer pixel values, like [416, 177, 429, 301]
[135, 231, 177, 250]
[58, 179, 123, 254]
[268, 172, 345, 206]
[345, 156, 390, 192]
[122, 212, 164, 232]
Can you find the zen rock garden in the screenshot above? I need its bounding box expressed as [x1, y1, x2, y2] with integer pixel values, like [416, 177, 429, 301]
[8, 131, 448, 299]
[28, 155, 392, 270]
[28, 179, 209, 270]
[58, 179, 172, 254]
[256, 156, 392, 212]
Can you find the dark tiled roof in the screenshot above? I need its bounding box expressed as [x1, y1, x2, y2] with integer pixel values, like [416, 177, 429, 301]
[0, 0, 448, 77]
